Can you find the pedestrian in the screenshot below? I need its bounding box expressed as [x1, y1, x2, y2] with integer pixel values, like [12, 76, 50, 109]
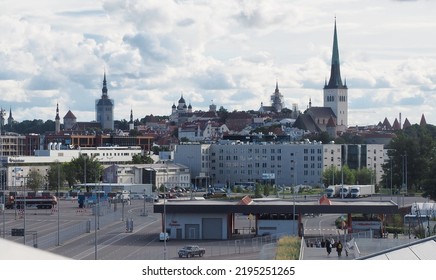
[325, 239, 332, 256]
[336, 240, 343, 257]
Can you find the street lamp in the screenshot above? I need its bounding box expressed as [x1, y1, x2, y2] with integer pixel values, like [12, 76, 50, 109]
[57, 162, 60, 246]
[367, 157, 372, 185]
[187, 156, 193, 200]
[21, 178, 27, 245]
[390, 158, 393, 200]
[341, 157, 344, 199]
[163, 164, 168, 260]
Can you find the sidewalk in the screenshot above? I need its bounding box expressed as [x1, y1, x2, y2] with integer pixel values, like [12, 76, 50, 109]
[300, 234, 416, 260]
[300, 246, 353, 260]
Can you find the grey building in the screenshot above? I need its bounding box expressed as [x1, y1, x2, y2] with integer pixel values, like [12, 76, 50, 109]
[174, 141, 385, 189]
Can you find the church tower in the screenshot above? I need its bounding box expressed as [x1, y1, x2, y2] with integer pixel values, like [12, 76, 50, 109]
[323, 19, 348, 131]
[55, 103, 60, 133]
[95, 72, 114, 130]
[129, 108, 134, 131]
[271, 80, 284, 112]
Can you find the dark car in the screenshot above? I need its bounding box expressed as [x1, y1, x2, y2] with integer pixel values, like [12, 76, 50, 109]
[178, 245, 205, 258]
[203, 192, 227, 199]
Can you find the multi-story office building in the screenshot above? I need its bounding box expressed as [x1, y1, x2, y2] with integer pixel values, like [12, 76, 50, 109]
[323, 143, 385, 185]
[173, 143, 212, 188]
[209, 141, 326, 187]
[174, 141, 385, 188]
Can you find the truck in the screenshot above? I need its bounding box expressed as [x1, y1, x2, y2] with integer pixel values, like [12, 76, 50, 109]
[325, 185, 341, 198]
[5, 194, 57, 209]
[178, 245, 206, 258]
[338, 186, 352, 198]
[349, 185, 375, 198]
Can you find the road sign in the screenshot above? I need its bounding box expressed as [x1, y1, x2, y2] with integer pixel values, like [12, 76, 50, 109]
[11, 228, 25, 236]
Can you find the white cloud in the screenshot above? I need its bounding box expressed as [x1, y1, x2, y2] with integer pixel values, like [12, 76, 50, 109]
[0, 0, 436, 127]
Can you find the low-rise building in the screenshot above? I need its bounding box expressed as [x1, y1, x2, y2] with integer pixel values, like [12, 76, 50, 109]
[1, 145, 142, 191]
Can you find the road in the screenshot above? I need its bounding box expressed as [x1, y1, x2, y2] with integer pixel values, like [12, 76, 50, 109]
[1, 194, 431, 260]
[1, 198, 264, 260]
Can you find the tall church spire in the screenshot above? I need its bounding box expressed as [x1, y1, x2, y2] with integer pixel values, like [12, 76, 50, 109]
[102, 72, 108, 97]
[96, 72, 114, 130]
[323, 18, 348, 131]
[55, 103, 60, 133]
[325, 18, 346, 89]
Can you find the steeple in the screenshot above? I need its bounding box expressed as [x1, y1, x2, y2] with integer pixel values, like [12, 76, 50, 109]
[102, 72, 108, 97]
[55, 103, 60, 133]
[324, 18, 346, 89]
[55, 103, 60, 120]
[129, 108, 134, 130]
[8, 106, 14, 125]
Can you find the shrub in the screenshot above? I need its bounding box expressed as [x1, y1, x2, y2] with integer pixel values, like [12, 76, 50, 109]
[275, 236, 301, 260]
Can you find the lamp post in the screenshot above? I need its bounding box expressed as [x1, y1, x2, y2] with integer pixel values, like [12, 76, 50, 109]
[341, 158, 344, 199]
[390, 158, 393, 200]
[57, 162, 60, 246]
[292, 159, 297, 236]
[367, 156, 373, 185]
[404, 153, 408, 196]
[163, 165, 168, 260]
[187, 156, 193, 200]
[22, 178, 27, 245]
[1, 162, 5, 238]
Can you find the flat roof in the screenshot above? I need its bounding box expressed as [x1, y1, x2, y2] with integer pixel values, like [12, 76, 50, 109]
[153, 197, 399, 215]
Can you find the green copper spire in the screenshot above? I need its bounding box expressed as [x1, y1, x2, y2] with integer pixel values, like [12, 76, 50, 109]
[325, 19, 346, 89]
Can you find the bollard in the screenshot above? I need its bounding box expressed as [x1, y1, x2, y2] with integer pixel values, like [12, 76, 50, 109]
[125, 218, 133, 232]
[86, 220, 91, 233]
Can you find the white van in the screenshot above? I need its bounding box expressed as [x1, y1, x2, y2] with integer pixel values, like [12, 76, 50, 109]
[159, 232, 169, 241]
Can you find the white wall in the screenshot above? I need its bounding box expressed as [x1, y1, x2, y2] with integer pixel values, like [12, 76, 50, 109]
[164, 212, 228, 240]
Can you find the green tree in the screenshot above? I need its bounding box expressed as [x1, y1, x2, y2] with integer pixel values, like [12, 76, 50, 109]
[26, 170, 45, 191]
[322, 166, 340, 186]
[383, 124, 436, 194]
[46, 161, 66, 191]
[354, 167, 373, 185]
[322, 165, 355, 186]
[263, 184, 270, 197]
[254, 183, 262, 198]
[132, 154, 154, 164]
[66, 154, 104, 190]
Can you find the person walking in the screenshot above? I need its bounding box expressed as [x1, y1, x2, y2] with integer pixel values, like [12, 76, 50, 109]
[325, 239, 332, 256]
[336, 240, 343, 257]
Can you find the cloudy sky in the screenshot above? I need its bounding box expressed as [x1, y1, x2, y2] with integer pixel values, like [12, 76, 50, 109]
[1, 0, 436, 127]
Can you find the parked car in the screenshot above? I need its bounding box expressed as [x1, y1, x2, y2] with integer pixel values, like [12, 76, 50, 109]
[144, 195, 159, 202]
[131, 194, 144, 200]
[178, 245, 205, 258]
[203, 192, 227, 199]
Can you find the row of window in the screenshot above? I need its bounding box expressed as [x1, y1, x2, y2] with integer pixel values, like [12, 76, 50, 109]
[326, 95, 347, 102]
[216, 148, 323, 155]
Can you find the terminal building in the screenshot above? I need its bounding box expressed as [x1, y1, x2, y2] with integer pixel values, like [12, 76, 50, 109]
[153, 195, 398, 240]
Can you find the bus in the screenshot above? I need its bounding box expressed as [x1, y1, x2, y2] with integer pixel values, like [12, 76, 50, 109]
[404, 214, 429, 227]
